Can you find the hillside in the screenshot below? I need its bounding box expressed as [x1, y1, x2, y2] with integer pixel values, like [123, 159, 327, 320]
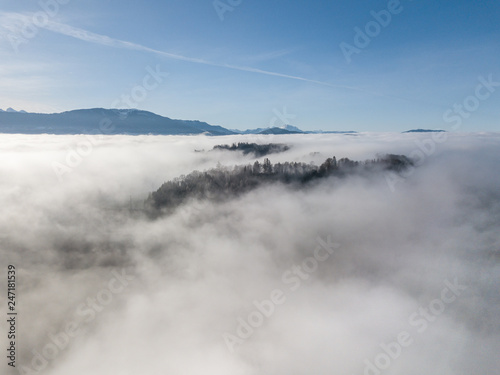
[147, 154, 413, 213]
[0, 108, 235, 136]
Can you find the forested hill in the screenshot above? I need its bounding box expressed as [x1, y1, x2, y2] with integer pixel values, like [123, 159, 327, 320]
[146, 154, 413, 213]
[212, 142, 290, 157]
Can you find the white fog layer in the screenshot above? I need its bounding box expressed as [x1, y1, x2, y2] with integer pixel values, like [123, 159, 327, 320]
[1, 132, 499, 375]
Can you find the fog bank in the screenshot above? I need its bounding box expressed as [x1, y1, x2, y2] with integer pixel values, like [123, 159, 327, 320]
[1, 132, 498, 375]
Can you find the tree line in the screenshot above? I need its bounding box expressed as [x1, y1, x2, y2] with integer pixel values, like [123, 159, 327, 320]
[211, 142, 290, 157]
[146, 154, 413, 213]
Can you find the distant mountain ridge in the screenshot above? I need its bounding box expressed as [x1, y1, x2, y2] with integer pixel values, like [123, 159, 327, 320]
[0, 108, 356, 136]
[0, 108, 235, 136]
[0, 107, 27, 113]
[403, 129, 446, 133]
[232, 124, 357, 135]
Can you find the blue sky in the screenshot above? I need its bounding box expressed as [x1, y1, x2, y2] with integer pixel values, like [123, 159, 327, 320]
[0, 0, 499, 131]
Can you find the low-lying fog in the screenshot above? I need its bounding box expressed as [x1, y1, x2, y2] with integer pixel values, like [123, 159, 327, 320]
[1, 132, 499, 375]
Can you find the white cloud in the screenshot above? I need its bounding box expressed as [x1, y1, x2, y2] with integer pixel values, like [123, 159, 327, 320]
[0, 133, 498, 374]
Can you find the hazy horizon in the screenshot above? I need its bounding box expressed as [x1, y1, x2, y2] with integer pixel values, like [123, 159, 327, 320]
[1, 107, 499, 133]
[1, 1, 499, 132]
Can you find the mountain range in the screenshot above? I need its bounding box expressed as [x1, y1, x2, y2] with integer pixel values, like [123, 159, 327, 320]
[0, 107, 27, 113]
[0, 108, 444, 135]
[0, 108, 356, 136]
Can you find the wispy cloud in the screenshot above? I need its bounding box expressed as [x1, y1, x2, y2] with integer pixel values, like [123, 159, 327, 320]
[0, 11, 424, 104]
[41, 20, 367, 91]
[45, 20, 427, 104]
[0, 11, 372, 94]
[238, 48, 297, 64]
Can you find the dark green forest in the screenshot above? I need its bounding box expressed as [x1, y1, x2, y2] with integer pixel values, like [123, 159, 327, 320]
[146, 154, 413, 213]
[212, 142, 290, 157]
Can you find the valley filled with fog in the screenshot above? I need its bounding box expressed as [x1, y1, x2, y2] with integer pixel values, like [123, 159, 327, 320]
[1, 132, 499, 375]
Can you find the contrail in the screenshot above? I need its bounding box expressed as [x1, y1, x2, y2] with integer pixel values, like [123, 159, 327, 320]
[1, 12, 440, 105]
[39, 20, 379, 95]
